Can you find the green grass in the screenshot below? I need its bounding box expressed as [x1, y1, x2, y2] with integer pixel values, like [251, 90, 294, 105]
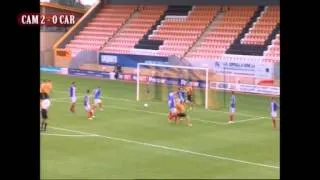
[41, 73, 279, 179]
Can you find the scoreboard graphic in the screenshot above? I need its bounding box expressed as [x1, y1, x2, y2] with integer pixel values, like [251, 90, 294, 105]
[18, 13, 76, 26]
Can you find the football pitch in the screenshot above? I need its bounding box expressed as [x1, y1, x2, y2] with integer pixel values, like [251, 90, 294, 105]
[41, 73, 280, 179]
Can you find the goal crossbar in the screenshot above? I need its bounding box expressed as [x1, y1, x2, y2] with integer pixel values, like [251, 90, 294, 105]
[136, 63, 210, 109]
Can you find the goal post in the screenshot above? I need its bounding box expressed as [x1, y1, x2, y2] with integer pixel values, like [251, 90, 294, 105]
[136, 63, 220, 109]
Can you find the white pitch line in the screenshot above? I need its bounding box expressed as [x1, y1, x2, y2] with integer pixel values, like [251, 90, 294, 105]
[41, 133, 98, 137]
[49, 97, 73, 100]
[208, 109, 267, 119]
[54, 90, 132, 102]
[52, 90, 265, 118]
[51, 99, 226, 125]
[51, 126, 279, 169]
[106, 105, 227, 125]
[233, 117, 267, 124]
[191, 117, 226, 125]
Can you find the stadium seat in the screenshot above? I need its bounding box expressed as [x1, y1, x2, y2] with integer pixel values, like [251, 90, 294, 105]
[242, 6, 280, 45]
[184, 7, 256, 60]
[65, 5, 137, 54]
[262, 33, 280, 61]
[101, 5, 168, 53]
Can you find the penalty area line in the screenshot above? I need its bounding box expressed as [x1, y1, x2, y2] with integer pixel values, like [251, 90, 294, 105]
[227, 117, 267, 124]
[41, 133, 98, 137]
[50, 99, 268, 125]
[50, 99, 267, 125]
[50, 126, 279, 169]
[52, 90, 264, 118]
[51, 99, 226, 125]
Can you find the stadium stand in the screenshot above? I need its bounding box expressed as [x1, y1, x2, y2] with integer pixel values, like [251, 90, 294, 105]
[242, 6, 280, 45]
[60, 5, 279, 63]
[226, 6, 280, 56]
[52, 4, 279, 88]
[152, 5, 220, 58]
[65, 5, 137, 54]
[184, 6, 258, 60]
[102, 5, 168, 54]
[263, 33, 280, 62]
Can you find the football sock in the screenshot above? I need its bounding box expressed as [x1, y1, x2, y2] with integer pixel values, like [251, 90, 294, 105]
[272, 120, 276, 129]
[41, 122, 44, 131]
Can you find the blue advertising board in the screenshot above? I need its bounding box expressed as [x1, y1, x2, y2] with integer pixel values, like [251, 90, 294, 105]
[40, 66, 68, 75]
[68, 68, 206, 88]
[40, 66, 62, 73]
[66, 68, 279, 95]
[68, 68, 110, 79]
[99, 53, 169, 67]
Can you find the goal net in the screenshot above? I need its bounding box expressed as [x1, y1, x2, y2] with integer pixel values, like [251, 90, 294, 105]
[136, 63, 220, 109]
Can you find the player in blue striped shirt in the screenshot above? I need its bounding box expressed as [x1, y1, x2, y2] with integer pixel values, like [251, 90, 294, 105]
[229, 91, 236, 124]
[177, 87, 186, 104]
[69, 82, 76, 113]
[84, 90, 95, 120]
[93, 86, 103, 112]
[270, 97, 279, 129]
[167, 91, 177, 122]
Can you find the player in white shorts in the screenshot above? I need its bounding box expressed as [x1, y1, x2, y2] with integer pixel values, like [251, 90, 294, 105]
[40, 93, 51, 132]
[270, 97, 279, 129]
[93, 86, 103, 112]
[69, 82, 77, 113]
[167, 91, 177, 122]
[84, 90, 94, 120]
[177, 87, 187, 104]
[228, 91, 236, 124]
